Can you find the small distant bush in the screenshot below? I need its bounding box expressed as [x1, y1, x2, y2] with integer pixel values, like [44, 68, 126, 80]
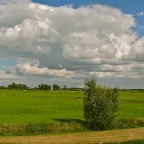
[83, 78, 119, 130]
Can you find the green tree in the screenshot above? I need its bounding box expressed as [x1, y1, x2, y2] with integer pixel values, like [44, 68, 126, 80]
[8, 83, 29, 90]
[38, 84, 51, 90]
[83, 78, 119, 130]
[52, 84, 60, 90]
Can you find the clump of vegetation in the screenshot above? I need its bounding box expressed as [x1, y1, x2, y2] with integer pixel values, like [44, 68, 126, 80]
[0, 122, 86, 136]
[38, 83, 51, 90]
[8, 83, 29, 90]
[84, 78, 119, 130]
[116, 119, 144, 129]
[52, 84, 60, 90]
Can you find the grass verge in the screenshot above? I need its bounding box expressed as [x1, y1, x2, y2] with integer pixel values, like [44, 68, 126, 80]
[0, 119, 144, 136]
[105, 140, 144, 144]
[0, 128, 144, 144]
[0, 122, 87, 136]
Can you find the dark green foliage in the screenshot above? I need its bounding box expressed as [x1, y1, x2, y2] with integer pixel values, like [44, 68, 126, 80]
[38, 83, 51, 90]
[0, 86, 7, 89]
[8, 83, 29, 90]
[116, 119, 144, 129]
[84, 78, 119, 130]
[52, 84, 60, 90]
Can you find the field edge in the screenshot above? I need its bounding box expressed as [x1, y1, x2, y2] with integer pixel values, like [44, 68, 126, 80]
[0, 127, 144, 144]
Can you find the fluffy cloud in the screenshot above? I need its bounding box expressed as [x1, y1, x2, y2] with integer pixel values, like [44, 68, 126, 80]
[0, 0, 144, 87]
[16, 62, 75, 78]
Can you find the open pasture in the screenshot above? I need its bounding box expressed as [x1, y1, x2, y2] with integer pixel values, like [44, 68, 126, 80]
[0, 90, 84, 125]
[118, 91, 144, 120]
[0, 89, 144, 135]
[0, 90, 144, 124]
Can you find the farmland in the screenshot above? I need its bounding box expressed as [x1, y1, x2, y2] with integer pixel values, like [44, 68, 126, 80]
[0, 89, 144, 136]
[0, 90, 83, 125]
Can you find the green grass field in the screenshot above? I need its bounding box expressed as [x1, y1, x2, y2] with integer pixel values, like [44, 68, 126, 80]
[0, 89, 144, 135]
[118, 91, 144, 120]
[0, 90, 84, 125]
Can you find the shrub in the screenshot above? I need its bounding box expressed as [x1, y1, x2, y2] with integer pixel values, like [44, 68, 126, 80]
[83, 78, 119, 130]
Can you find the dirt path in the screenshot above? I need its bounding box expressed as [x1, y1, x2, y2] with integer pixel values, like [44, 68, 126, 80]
[0, 127, 144, 144]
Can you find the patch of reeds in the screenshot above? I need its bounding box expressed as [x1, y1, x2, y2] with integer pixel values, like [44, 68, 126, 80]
[0, 122, 87, 136]
[116, 119, 144, 129]
[0, 119, 144, 136]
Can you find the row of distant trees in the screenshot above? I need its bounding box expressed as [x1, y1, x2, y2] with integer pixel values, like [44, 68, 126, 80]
[0, 83, 83, 91]
[0, 83, 60, 90]
[38, 83, 60, 90]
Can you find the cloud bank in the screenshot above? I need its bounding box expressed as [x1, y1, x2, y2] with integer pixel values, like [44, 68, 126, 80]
[0, 0, 144, 88]
[16, 62, 75, 78]
[0, 71, 16, 79]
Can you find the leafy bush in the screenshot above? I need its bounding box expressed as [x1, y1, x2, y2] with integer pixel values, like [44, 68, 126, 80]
[83, 78, 119, 130]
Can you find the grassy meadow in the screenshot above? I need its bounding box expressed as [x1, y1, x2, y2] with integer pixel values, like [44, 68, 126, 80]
[119, 91, 144, 119]
[0, 89, 144, 135]
[0, 90, 83, 125]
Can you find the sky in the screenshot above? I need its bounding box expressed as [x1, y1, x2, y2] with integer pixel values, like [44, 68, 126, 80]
[0, 0, 144, 89]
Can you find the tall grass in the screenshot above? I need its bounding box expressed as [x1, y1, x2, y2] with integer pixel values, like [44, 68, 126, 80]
[0, 122, 87, 136]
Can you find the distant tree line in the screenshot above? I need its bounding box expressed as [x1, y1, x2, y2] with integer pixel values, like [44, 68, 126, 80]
[0, 83, 29, 90]
[37, 83, 60, 90]
[8, 83, 29, 90]
[1, 83, 142, 92]
[0, 83, 84, 91]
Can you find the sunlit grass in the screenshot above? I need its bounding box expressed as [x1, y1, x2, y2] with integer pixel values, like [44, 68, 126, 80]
[118, 91, 144, 119]
[0, 89, 144, 135]
[0, 90, 84, 125]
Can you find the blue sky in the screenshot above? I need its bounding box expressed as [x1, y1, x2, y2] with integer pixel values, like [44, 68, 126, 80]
[31, 0, 144, 14]
[0, 0, 144, 88]
[32, 0, 144, 36]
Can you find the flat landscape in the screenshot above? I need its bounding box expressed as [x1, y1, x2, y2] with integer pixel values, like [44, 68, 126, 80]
[0, 89, 144, 143]
[0, 90, 144, 125]
[1, 0, 144, 143]
[0, 90, 84, 125]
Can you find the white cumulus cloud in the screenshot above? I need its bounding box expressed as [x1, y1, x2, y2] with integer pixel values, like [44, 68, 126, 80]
[16, 62, 75, 78]
[0, 0, 144, 88]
